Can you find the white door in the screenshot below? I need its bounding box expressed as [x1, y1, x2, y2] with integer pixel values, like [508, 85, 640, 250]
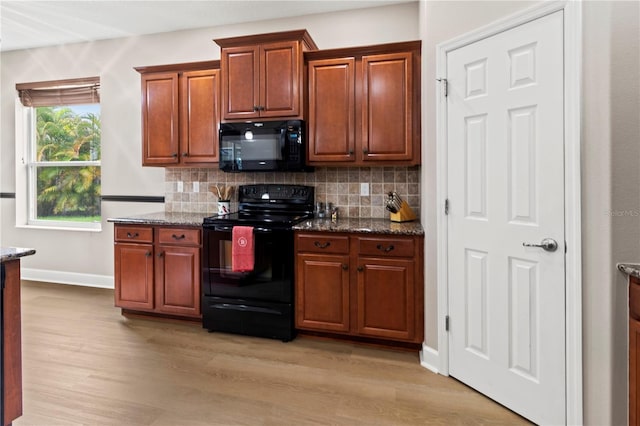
[446, 11, 565, 425]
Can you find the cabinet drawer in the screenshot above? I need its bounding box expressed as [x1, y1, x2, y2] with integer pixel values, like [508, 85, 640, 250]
[297, 233, 349, 254]
[115, 226, 153, 243]
[158, 227, 201, 246]
[357, 236, 415, 258]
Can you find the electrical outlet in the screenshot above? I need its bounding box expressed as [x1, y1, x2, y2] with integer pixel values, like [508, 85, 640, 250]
[360, 183, 369, 196]
[177, 181, 183, 192]
[193, 181, 199, 192]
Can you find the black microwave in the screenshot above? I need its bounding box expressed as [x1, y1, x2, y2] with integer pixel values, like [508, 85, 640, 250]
[219, 120, 312, 172]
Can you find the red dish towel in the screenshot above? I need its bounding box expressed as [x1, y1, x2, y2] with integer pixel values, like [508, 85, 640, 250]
[232, 226, 254, 272]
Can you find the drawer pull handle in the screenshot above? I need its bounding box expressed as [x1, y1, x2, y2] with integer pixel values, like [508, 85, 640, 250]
[127, 232, 139, 238]
[376, 244, 395, 253]
[314, 241, 331, 249]
[342, 264, 348, 271]
[172, 234, 186, 240]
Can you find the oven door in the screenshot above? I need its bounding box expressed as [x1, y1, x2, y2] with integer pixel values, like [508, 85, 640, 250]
[202, 225, 294, 303]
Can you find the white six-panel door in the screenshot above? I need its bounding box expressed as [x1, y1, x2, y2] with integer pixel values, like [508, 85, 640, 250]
[446, 11, 565, 425]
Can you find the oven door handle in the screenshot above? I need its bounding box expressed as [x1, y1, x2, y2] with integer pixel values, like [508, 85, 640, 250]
[212, 226, 273, 233]
[211, 303, 282, 316]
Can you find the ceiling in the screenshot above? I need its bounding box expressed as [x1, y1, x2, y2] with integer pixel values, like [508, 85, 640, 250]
[0, 0, 414, 52]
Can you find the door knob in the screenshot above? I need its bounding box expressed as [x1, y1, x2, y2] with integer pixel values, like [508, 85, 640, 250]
[522, 238, 558, 252]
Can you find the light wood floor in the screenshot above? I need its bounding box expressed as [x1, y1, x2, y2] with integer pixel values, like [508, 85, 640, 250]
[14, 280, 529, 426]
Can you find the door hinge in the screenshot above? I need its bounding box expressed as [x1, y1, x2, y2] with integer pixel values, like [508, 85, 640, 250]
[444, 199, 449, 215]
[445, 315, 450, 331]
[437, 78, 448, 97]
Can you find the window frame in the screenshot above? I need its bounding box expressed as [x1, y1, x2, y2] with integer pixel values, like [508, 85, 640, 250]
[15, 97, 102, 232]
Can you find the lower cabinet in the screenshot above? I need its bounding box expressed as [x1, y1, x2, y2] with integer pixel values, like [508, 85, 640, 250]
[295, 231, 424, 344]
[114, 224, 201, 319]
[630, 276, 640, 425]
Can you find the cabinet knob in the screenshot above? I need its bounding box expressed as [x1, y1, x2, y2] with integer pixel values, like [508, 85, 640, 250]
[157, 252, 164, 258]
[348, 150, 354, 156]
[314, 241, 331, 249]
[127, 232, 139, 239]
[376, 244, 395, 253]
[172, 153, 178, 158]
[253, 105, 259, 112]
[182, 152, 189, 157]
[363, 148, 369, 155]
[342, 264, 348, 271]
[145, 251, 152, 257]
[357, 266, 364, 272]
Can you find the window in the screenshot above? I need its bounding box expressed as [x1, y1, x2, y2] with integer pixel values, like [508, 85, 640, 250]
[16, 77, 101, 230]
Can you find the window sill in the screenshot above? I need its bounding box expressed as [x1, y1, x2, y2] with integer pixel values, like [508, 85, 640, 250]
[16, 223, 102, 233]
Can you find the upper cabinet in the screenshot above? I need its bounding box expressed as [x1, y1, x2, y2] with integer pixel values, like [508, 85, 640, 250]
[306, 41, 421, 166]
[135, 61, 221, 166]
[215, 30, 318, 122]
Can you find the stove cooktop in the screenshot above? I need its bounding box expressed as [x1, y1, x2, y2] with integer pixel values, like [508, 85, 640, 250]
[203, 184, 314, 228]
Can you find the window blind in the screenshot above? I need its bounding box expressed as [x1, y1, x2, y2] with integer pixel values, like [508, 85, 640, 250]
[16, 76, 100, 107]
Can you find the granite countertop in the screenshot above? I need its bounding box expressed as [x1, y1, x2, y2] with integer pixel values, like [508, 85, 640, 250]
[109, 212, 424, 235]
[1, 247, 36, 263]
[293, 217, 424, 236]
[618, 263, 640, 279]
[107, 212, 207, 227]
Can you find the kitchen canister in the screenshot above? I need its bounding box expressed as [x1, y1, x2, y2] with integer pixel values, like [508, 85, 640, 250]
[217, 200, 230, 215]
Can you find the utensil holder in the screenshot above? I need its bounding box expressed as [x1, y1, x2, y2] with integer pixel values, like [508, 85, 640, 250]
[217, 200, 230, 215]
[390, 200, 417, 222]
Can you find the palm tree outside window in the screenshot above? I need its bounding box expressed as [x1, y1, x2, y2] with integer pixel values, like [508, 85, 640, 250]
[16, 77, 101, 229]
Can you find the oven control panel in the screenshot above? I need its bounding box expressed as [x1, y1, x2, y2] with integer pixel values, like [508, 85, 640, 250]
[239, 184, 313, 203]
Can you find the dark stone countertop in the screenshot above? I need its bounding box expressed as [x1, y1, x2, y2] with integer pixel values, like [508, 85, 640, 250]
[293, 217, 424, 236]
[107, 212, 207, 227]
[1, 247, 36, 263]
[109, 213, 424, 236]
[618, 263, 640, 279]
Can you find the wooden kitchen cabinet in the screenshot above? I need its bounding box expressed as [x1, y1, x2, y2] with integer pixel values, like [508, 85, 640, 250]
[215, 30, 318, 121]
[114, 224, 201, 319]
[295, 231, 424, 345]
[355, 236, 418, 341]
[631, 275, 640, 425]
[296, 234, 350, 332]
[306, 41, 421, 166]
[136, 61, 220, 166]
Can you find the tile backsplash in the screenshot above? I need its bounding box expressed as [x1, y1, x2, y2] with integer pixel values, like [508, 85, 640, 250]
[165, 166, 420, 219]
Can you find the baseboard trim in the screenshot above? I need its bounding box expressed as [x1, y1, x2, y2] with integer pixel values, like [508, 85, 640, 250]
[419, 343, 440, 374]
[21, 267, 114, 289]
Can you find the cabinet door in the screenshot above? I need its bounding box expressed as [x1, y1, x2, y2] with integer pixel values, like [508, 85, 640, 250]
[260, 41, 301, 118]
[180, 69, 220, 164]
[221, 45, 260, 120]
[114, 243, 154, 310]
[155, 245, 201, 318]
[632, 319, 640, 426]
[141, 72, 179, 165]
[307, 58, 356, 163]
[361, 52, 413, 162]
[356, 257, 415, 341]
[296, 253, 350, 332]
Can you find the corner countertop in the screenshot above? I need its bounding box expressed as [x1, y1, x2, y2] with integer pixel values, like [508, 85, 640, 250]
[107, 212, 207, 227]
[1, 247, 36, 263]
[293, 217, 424, 236]
[618, 263, 640, 279]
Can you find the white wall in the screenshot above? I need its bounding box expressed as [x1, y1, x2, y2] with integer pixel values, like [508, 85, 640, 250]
[420, 1, 640, 424]
[0, 2, 419, 282]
